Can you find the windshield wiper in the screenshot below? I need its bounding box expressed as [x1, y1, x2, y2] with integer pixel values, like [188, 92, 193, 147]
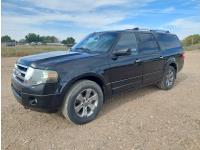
[75, 47, 92, 53]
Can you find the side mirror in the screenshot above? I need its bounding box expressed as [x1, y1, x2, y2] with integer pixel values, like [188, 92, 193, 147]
[113, 48, 132, 57]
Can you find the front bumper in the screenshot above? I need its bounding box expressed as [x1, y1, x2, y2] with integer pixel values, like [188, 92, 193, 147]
[11, 77, 64, 112]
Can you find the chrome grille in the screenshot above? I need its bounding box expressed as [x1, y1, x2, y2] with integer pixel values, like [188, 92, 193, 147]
[13, 64, 28, 83]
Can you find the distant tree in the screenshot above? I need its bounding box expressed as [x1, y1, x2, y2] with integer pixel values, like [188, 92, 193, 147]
[40, 36, 49, 44]
[18, 39, 26, 44]
[25, 33, 40, 43]
[1, 35, 12, 42]
[62, 37, 75, 47]
[50, 36, 59, 43]
[40, 36, 59, 43]
[182, 34, 200, 46]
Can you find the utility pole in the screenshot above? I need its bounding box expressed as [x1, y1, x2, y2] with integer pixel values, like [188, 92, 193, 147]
[192, 37, 194, 45]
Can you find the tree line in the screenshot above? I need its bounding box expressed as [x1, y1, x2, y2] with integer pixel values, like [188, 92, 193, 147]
[182, 34, 200, 46]
[1, 33, 76, 46]
[2, 33, 200, 47]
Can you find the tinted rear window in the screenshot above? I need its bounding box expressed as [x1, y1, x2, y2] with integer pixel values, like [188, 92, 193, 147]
[137, 33, 159, 53]
[156, 33, 181, 50]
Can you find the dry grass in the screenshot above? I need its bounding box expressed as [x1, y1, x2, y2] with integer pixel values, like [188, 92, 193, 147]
[183, 43, 200, 51]
[1, 45, 68, 57]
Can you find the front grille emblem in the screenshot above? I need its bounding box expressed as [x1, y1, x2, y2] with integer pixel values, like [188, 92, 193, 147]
[15, 69, 21, 76]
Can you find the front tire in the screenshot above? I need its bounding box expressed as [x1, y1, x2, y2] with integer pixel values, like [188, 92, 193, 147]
[157, 66, 176, 90]
[62, 80, 103, 124]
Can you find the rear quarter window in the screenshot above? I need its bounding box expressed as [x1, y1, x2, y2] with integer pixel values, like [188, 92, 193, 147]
[156, 33, 182, 50]
[137, 33, 159, 54]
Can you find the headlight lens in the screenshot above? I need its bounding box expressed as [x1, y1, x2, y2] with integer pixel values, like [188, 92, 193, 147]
[24, 67, 58, 86]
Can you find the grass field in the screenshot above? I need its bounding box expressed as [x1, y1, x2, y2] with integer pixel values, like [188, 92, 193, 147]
[1, 45, 68, 57]
[183, 43, 200, 51]
[1, 43, 200, 57]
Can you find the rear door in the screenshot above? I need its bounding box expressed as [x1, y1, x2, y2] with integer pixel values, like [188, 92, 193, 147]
[136, 32, 165, 86]
[155, 33, 184, 72]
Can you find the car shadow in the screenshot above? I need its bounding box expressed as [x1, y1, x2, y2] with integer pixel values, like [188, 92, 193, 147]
[175, 72, 188, 85]
[53, 72, 188, 124]
[99, 72, 188, 117]
[99, 86, 158, 117]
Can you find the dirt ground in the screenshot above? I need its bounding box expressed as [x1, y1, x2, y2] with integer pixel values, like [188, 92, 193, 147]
[1, 51, 200, 150]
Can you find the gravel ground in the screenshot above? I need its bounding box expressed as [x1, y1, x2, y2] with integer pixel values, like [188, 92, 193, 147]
[1, 51, 200, 150]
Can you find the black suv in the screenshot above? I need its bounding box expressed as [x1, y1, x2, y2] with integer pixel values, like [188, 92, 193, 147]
[11, 28, 184, 124]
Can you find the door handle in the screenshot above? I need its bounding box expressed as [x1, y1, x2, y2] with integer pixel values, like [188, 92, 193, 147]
[135, 59, 141, 63]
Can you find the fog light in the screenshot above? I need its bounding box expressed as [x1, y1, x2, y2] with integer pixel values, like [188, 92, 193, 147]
[29, 98, 37, 106]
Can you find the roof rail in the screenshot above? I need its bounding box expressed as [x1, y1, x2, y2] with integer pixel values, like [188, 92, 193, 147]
[150, 29, 170, 33]
[132, 27, 139, 30]
[133, 28, 149, 31]
[129, 27, 170, 33]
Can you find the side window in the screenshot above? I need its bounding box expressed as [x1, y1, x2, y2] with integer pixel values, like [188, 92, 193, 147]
[155, 33, 181, 50]
[138, 33, 159, 54]
[115, 33, 138, 55]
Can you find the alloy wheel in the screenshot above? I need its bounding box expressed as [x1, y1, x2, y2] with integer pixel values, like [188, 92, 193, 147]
[166, 69, 174, 87]
[74, 88, 98, 117]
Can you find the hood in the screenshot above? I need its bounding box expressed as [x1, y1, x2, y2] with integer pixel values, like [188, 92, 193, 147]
[17, 51, 98, 69]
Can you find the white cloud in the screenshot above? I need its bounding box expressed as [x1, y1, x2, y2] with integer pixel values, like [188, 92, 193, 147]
[1, 18, 87, 41]
[95, 0, 128, 7]
[2, 0, 155, 40]
[2, 11, 127, 27]
[25, 0, 129, 12]
[2, 12, 133, 41]
[7, 0, 198, 42]
[26, 0, 154, 12]
[165, 18, 200, 39]
[162, 7, 175, 13]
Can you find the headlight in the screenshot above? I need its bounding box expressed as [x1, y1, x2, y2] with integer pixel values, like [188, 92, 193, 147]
[24, 67, 58, 86]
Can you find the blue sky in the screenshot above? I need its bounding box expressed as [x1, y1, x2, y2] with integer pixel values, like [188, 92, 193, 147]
[2, 0, 200, 41]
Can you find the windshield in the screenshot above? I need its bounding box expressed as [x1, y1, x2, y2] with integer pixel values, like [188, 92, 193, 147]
[72, 32, 117, 53]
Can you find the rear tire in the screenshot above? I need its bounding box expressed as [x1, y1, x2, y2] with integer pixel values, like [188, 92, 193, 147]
[157, 66, 176, 90]
[62, 80, 103, 124]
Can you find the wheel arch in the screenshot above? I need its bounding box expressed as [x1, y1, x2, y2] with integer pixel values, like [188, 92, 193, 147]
[61, 73, 107, 99]
[165, 57, 178, 77]
[169, 63, 177, 72]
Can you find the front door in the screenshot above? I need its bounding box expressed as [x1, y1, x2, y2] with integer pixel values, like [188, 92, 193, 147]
[108, 32, 142, 93]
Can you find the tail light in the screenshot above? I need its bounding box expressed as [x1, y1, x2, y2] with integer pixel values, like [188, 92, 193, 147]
[181, 52, 185, 60]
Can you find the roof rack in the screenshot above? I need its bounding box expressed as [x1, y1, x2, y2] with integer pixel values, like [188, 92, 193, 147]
[132, 27, 139, 30]
[130, 27, 170, 33]
[150, 29, 170, 33]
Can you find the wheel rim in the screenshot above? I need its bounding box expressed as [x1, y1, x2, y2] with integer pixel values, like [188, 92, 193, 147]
[74, 88, 98, 118]
[166, 69, 174, 87]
